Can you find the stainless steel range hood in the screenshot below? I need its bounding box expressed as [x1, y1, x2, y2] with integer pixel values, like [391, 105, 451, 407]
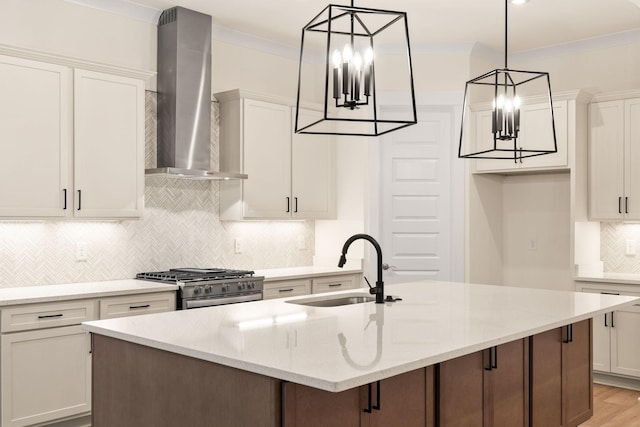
[147, 6, 246, 180]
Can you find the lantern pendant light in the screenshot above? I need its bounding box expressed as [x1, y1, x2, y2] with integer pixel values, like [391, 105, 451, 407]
[294, 0, 417, 137]
[458, 0, 557, 162]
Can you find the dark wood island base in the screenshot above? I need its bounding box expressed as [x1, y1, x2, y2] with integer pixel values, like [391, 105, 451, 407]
[91, 319, 592, 427]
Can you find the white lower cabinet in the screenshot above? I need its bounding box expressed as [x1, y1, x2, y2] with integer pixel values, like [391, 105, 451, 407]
[579, 283, 640, 378]
[263, 279, 312, 300]
[1, 326, 91, 427]
[263, 273, 363, 300]
[0, 291, 176, 426]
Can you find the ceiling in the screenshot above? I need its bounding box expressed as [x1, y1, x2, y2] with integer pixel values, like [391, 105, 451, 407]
[79, 0, 640, 53]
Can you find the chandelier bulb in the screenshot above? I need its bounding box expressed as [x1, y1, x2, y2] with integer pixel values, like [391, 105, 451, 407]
[332, 49, 342, 69]
[353, 52, 363, 71]
[342, 44, 353, 62]
[364, 47, 374, 66]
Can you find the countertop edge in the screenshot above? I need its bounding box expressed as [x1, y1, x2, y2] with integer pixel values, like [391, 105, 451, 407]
[82, 295, 639, 392]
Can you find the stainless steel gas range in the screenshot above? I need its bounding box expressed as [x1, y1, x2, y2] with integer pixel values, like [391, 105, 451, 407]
[136, 268, 264, 310]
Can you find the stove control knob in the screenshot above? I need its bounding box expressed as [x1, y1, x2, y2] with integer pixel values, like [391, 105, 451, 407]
[204, 285, 212, 294]
[249, 282, 255, 289]
[193, 286, 202, 295]
[222, 284, 229, 292]
[238, 283, 245, 290]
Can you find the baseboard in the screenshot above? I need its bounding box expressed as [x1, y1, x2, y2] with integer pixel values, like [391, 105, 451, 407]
[593, 371, 640, 391]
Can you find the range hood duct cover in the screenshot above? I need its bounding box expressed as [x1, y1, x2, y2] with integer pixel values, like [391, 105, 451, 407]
[148, 6, 246, 180]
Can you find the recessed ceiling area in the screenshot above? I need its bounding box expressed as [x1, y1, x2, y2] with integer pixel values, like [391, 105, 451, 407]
[68, 0, 640, 53]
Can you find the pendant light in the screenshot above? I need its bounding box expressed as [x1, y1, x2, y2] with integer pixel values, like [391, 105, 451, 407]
[458, 0, 557, 162]
[294, 1, 417, 137]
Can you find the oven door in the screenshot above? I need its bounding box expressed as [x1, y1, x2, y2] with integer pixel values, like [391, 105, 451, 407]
[182, 292, 262, 309]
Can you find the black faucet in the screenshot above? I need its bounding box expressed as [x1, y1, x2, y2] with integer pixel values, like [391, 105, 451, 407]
[338, 234, 385, 304]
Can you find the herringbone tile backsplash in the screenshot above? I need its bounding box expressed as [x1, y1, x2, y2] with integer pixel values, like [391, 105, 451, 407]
[601, 222, 640, 273]
[0, 94, 314, 287]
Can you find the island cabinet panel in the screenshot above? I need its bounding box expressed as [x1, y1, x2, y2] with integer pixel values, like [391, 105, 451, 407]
[282, 366, 435, 427]
[530, 319, 593, 427]
[91, 335, 281, 427]
[437, 339, 529, 427]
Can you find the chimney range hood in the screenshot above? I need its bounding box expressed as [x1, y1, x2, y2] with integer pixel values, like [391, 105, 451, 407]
[146, 6, 247, 180]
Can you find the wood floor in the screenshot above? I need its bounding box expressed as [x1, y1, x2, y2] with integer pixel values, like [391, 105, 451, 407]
[579, 384, 640, 426]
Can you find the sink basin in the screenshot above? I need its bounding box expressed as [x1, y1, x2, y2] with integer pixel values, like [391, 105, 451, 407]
[286, 293, 375, 307]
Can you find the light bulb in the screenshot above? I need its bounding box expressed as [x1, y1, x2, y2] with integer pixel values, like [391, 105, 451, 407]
[504, 99, 513, 112]
[364, 47, 374, 66]
[513, 95, 521, 109]
[496, 94, 505, 109]
[342, 44, 353, 62]
[332, 49, 342, 68]
[353, 52, 363, 71]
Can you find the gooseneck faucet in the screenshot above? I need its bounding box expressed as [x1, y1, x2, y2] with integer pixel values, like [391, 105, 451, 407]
[338, 234, 385, 304]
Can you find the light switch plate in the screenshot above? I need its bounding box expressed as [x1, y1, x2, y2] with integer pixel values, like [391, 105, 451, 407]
[234, 237, 243, 254]
[75, 242, 88, 261]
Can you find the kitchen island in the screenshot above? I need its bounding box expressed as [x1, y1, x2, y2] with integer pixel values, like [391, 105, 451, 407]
[83, 280, 639, 426]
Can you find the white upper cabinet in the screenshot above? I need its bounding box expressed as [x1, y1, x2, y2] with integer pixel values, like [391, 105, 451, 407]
[589, 95, 640, 221]
[73, 70, 144, 218]
[472, 92, 586, 174]
[218, 90, 336, 220]
[0, 55, 71, 217]
[0, 53, 146, 219]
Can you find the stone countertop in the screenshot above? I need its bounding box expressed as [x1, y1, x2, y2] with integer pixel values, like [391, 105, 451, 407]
[0, 279, 178, 306]
[82, 280, 639, 392]
[254, 265, 362, 281]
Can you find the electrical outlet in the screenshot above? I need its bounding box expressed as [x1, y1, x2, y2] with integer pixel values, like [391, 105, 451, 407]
[75, 242, 88, 261]
[626, 239, 636, 256]
[527, 238, 537, 251]
[297, 235, 306, 250]
[235, 237, 243, 254]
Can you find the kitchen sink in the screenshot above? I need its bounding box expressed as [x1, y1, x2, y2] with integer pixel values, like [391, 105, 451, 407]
[286, 293, 375, 307]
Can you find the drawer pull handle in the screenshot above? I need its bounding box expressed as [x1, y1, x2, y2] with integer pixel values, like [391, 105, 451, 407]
[329, 283, 343, 287]
[279, 288, 295, 293]
[38, 314, 63, 319]
[129, 304, 151, 310]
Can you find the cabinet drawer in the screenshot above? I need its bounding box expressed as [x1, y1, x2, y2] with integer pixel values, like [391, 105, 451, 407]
[263, 280, 311, 300]
[312, 274, 360, 294]
[1, 299, 97, 333]
[100, 292, 176, 320]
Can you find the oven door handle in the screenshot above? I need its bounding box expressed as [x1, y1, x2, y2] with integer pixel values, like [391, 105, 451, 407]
[184, 293, 262, 309]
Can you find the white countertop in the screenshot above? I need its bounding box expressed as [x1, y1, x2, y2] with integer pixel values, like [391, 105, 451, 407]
[0, 279, 178, 306]
[255, 265, 362, 281]
[82, 280, 639, 392]
[575, 273, 640, 285]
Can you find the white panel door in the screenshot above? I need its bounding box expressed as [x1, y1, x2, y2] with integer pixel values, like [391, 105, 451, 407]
[74, 69, 144, 218]
[0, 55, 70, 217]
[1, 326, 91, 427]
[242, 99, 291, 219]
[380, 108, 453, 283]
[610, 305, 640, 378]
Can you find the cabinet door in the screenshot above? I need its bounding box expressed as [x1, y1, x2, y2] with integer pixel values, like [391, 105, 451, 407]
[589, 100, 625, 220]
[437, 351, 484, 427]
[624, 98, 640, 220]
[282, 382, 362, 426]
[362, 368, 429, 427]
[74, 69, 144, 218]
[486, 339, 528, 427]
[592, 312, 611, 372]
[530, 328, 563, 427]
[0, 55, 70, 217]
[610, 304, 640, 378]
[291, 109, 336, 219]
[563, 319, 593, 426]
[242, 99, 291, 219]
[1, 326, 91, 427]
[519, 101, 568, 169]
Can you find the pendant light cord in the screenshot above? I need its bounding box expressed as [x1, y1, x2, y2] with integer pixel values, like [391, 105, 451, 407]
[504, 0, 508, 69]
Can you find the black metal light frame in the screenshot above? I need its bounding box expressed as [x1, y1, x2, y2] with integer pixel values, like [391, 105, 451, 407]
[294, 1, 417, 137]
[458, 0, 557, 162]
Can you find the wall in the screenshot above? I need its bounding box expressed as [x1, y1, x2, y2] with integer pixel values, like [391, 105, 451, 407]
[0, 1, 315, 287]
